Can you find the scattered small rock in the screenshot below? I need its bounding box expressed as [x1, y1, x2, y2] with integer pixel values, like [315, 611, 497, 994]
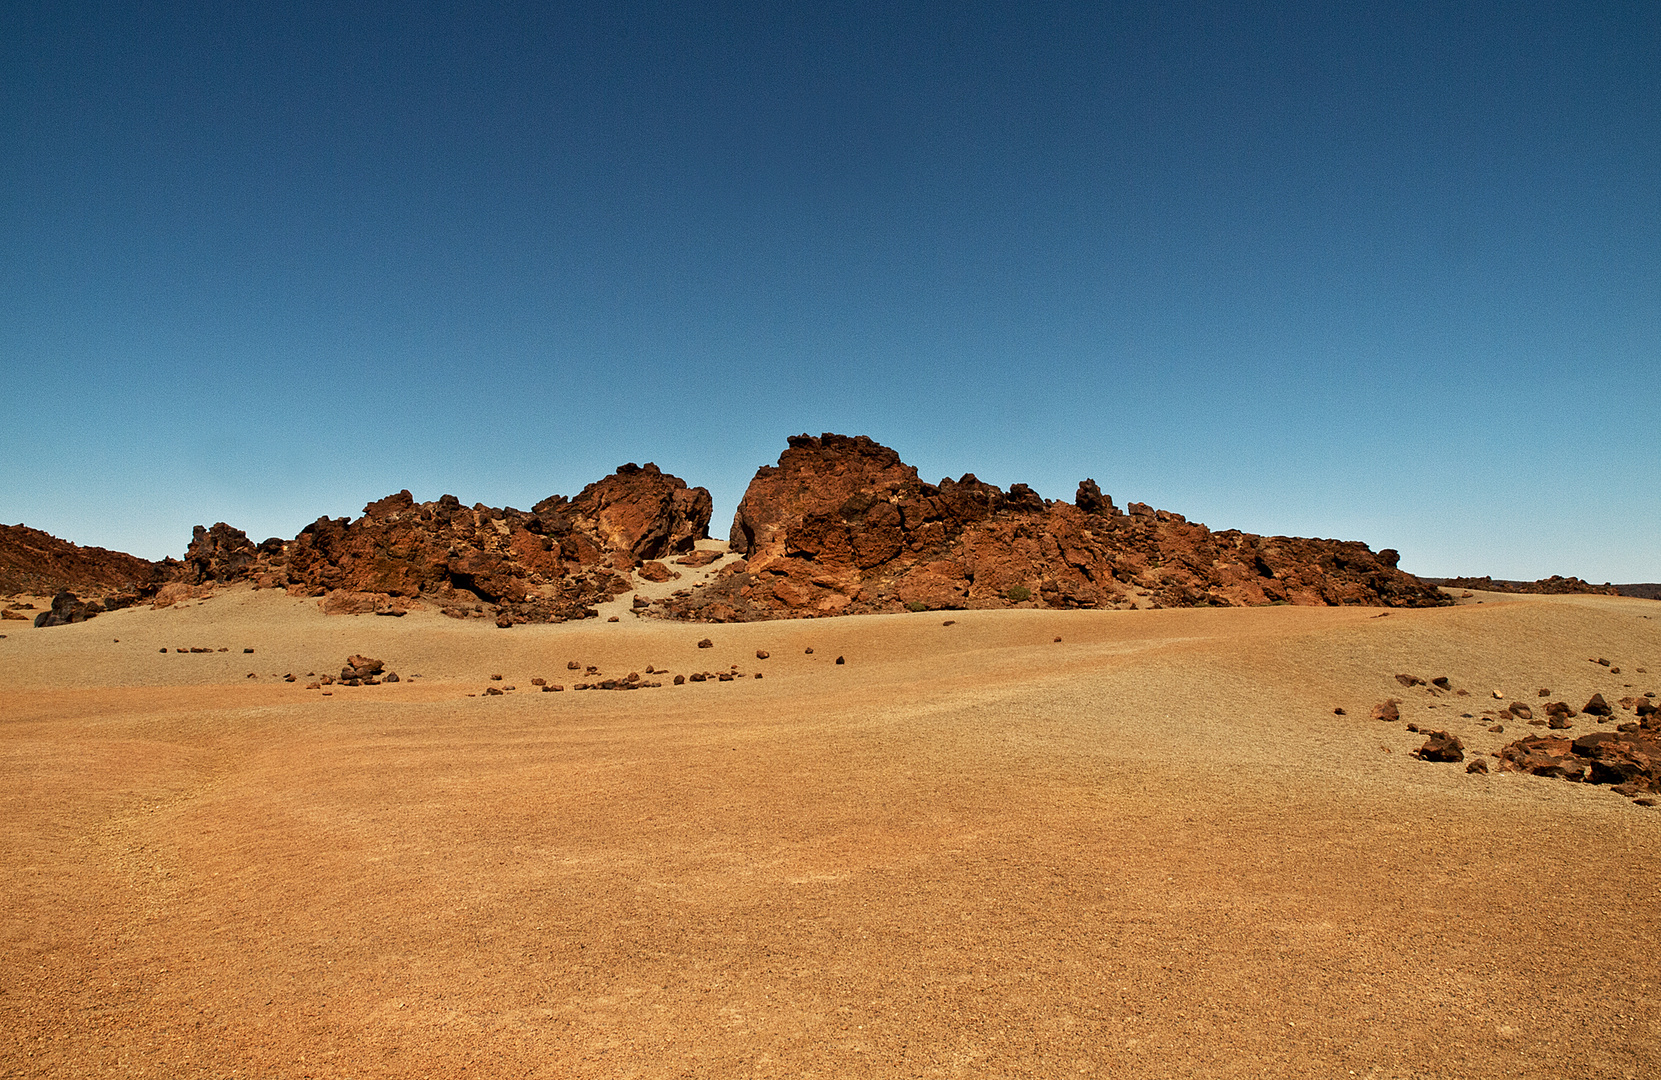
[674, 674, 685, 685]
[755, 650, 769, 660]
[1466, 759, 1489, 774]
[1415, 731, 1465, 762]
[698, 638, 714, 649]
[1333, 707, 1346, 716]
[1431, 676, 1451, 689]
[1370, 700, 1401, 722]
[835, 655, 845, 665]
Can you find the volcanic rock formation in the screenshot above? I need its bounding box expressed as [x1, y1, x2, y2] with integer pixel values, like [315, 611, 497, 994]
[183, 463, 712, 623]
[660, 433, 1449, 621]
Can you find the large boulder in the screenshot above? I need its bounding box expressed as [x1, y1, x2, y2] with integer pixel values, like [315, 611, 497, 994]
[561, 463, 712, 561]
[1498, 736, 1586, 781]
[32, 590, 102, 627]
[1572, 732, 1661, 791]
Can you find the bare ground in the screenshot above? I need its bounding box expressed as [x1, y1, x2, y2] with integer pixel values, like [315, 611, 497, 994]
[2, 588, 1658, 1078]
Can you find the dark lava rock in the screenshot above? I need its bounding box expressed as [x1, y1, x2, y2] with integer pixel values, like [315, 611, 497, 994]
[1415, 731, 1465, 762]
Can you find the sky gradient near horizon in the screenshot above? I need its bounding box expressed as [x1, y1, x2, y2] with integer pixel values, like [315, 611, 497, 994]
[3, 1, 1657, 580]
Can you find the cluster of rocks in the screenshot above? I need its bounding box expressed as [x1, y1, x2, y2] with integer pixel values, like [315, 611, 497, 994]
[1366, 662, 1659, 802]
[291, 655, 407, 691]
[659, 434, 1448, 621]
[469, 652, 773, 696]
[174, 463, 713, 625]
[6, 586, 155, 628]
[1433, 575, 1621, 597]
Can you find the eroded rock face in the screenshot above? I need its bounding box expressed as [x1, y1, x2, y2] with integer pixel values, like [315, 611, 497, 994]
[181, 465, 712, 623]
[555, 463, 713, 562]
[183, 523, 258, 585]
[668, 433, 1450, 621]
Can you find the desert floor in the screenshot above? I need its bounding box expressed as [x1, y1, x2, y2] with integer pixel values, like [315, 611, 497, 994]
[2, 587, 1658, 1079]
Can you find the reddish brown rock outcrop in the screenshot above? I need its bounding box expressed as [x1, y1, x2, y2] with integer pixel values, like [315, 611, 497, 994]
[181, 523, 266, 585]
[1415, 731, 1465, 762]
[1498, 727, 1661, 796]
[661, 434, 1450, 621]
[180, 464, 711, 623]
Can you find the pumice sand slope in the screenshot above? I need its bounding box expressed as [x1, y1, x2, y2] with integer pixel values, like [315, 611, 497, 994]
[2, 588, 1658, 1078]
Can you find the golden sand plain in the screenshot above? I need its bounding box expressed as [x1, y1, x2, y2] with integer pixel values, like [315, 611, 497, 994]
[2, 587, 1658, 1078]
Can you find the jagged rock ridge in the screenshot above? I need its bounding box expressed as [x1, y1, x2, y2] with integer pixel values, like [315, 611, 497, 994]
[182, 463, 713, 623]
[660, 433, 1448, 621]
[1431, 575, 1621, 597]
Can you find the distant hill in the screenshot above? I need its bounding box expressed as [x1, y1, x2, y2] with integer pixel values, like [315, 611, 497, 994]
[0, 523, 166, 597]
[1428, 575, 1659, 600]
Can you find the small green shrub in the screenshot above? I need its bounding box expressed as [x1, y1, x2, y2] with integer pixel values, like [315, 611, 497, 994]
[1005, 586, 1032, 603]
[905, 600, 927, 612]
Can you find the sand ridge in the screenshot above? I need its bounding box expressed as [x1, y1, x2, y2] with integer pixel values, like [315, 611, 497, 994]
[2, 589, 1659, 1077]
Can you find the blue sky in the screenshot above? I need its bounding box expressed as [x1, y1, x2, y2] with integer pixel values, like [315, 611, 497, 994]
[3, 1, 1657, 580]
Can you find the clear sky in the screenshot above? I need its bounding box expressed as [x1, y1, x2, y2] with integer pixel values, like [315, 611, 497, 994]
[3, 1, 1657, 580]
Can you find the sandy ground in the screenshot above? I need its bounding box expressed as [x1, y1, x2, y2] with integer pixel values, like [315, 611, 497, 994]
[2, 586, 1658, 1078]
